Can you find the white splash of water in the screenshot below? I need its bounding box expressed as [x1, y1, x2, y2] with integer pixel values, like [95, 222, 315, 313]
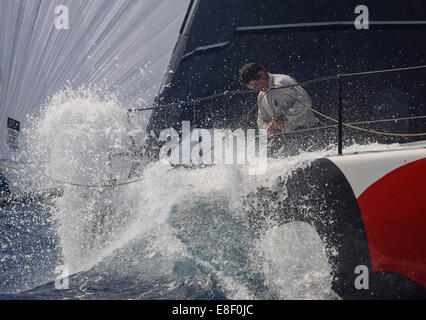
[21, 88, 144, 272]
[18, 88, 403, 297]
[256, 223, 338, 300]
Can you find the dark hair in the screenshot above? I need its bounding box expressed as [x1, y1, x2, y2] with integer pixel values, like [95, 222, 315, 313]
[239, 63, 265, 85]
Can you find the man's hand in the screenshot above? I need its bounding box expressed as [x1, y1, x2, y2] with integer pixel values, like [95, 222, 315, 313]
[266, 116, 285, 134]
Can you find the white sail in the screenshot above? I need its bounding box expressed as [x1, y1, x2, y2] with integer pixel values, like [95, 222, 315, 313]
[0, 0, 191, 160]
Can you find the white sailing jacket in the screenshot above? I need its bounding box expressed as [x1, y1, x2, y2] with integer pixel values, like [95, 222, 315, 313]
[257, 73, 319, 132]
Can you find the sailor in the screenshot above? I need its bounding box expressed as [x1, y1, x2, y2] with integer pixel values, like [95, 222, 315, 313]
[240, 63, 319, 155]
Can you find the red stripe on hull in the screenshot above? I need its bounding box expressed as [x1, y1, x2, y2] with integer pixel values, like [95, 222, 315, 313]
[357, 158, 426, 288]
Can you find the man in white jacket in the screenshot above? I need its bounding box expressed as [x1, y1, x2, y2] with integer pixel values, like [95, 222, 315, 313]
[240, 63, 319, 154]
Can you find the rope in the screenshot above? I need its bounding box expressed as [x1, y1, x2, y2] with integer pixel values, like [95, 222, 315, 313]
[167, 66, 426, 171]
[232, 89, 271, 131]
[2, 65, 426, 187]
[340, 64, 426, 78]
[130, 65, 426, 113]
[0, 160, 19, 170]
[0, 160, 145, 189]
[129, 75, 340, 113]
[279, 115, 426, 135]
[167, 89, 272, 172]
[277, 88, 426, 137]
[48, 177, 145, 189]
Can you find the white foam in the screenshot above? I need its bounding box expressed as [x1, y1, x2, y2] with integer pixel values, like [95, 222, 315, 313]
[17, 88, 405, 297]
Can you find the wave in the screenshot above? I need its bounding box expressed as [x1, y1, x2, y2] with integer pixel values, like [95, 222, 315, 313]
[0, 89, 402, 299]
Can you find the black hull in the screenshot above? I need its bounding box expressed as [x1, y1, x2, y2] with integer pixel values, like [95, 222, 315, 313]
[244, 158, 426, 299]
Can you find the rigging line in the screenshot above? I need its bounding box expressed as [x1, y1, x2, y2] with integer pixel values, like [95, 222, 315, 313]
[231, 89, 271, 131]
[0, 159, 145, 189]
[129, 65, 426, 113]
[3, 66, 426, 186]
[129, 75, 338, 112]
[167, 89, 272, 172]
[281, 115, 426, 135]
[341, 64, 426, 78]
[48, 177, 145, 189]
[350, 115, 426, 125]
[0, 161, 19, 170]
[1, 115, 425, 186]
[278, 88, 426, 137]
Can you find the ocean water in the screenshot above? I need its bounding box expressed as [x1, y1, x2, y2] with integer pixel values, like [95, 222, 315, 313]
[0, 90, 402, 300]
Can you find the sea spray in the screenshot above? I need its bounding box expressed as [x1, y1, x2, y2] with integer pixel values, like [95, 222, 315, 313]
[5, 87, 404, 298]
[18, 88, 143, 272]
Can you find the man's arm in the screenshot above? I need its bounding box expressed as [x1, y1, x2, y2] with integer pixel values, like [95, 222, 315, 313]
[275, 76, 319, 131]
[257, 92, 287, 133]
